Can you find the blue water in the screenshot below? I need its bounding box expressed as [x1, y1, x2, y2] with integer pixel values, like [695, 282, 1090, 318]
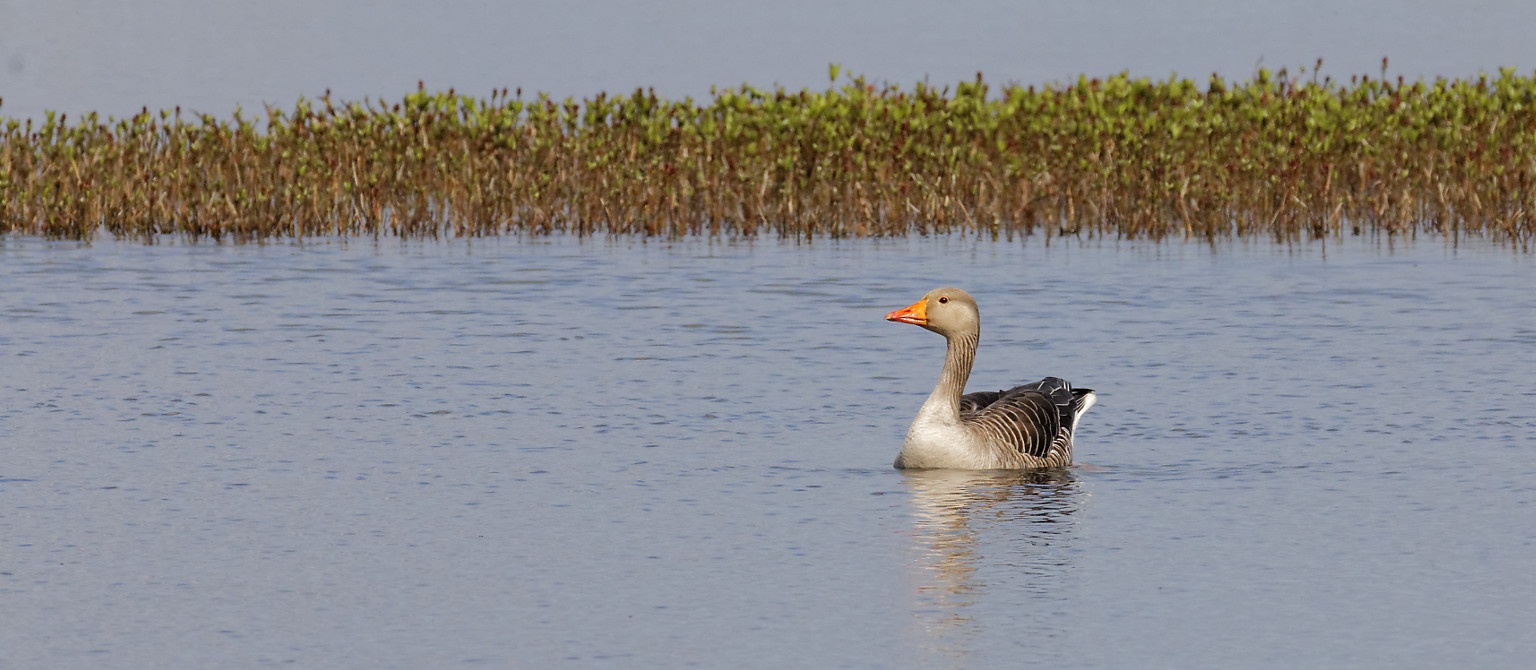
[5, 3, 1535, 664]
[3, 0, 1534, 120]
[1, 236, 1531, 668]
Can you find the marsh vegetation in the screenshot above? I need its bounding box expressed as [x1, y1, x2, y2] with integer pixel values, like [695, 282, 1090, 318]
[2, 62, 1533, 246]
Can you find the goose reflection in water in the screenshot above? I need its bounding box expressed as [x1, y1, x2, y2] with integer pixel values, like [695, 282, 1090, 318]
[901, 468, 1083, 664]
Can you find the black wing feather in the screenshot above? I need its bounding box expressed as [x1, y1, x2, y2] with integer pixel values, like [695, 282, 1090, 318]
[960, 377, 1092, 460]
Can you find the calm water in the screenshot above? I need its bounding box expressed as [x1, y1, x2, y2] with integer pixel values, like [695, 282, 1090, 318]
[4, 1, 1535, 121]
[1, 235, 1532, 668]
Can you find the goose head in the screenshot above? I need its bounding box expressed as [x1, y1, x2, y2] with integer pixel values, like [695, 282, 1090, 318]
[884, 287, 980, 338]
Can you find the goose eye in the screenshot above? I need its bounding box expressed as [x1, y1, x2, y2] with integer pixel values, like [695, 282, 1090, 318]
[938, 296, 949, 304]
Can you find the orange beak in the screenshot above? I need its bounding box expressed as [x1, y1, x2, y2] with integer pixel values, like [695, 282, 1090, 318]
[884, 298, 928, 325]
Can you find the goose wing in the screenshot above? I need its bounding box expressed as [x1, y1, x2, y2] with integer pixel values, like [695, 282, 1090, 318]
[960, 377, 1092, 461]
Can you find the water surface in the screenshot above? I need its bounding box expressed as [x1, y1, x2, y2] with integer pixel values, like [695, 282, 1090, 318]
[4, 1, 1534, 120]
[1, 236, 1532, 668]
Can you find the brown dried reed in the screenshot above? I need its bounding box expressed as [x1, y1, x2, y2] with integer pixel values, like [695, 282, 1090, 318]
[2, 65, 1533, 247]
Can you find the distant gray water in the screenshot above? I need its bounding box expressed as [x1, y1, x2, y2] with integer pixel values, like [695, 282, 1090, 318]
[3, 1, 1535, 120]
[1, 236, 1532, 668]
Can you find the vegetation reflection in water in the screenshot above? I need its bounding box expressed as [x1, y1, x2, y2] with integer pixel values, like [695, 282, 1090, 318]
[2, 60, 1533, 247]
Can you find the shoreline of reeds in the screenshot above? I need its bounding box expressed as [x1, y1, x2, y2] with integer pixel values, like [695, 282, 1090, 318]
[3, 62, 1534, 248]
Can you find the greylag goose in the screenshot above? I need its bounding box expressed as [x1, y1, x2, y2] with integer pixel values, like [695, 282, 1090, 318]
[885, 288, 1096, 469]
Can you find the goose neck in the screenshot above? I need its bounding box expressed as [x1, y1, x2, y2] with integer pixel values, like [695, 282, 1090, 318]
[932, 330, 978, 408]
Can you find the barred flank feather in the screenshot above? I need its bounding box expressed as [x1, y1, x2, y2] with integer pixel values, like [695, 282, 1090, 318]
[962, 378, 1095, 467]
